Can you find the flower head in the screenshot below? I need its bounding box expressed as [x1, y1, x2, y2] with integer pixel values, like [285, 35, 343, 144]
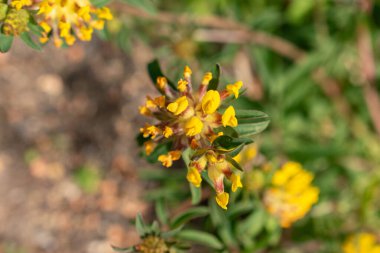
[37, 0, 113, 47]
[139, 65, 245, 209]
[264, 161, 319, 228]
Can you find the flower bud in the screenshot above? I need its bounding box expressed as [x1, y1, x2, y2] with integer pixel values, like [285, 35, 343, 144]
[3, 8, 29, 35]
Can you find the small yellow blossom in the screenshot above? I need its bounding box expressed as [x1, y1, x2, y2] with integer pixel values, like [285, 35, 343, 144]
[186, 167, 202, 187]
[222, 106, 238, 127]
[158, 151, 182, 167]
[201, 90, 221, 115]
[230, 174, 243, 192]
[226, 81, 243, 98]
[264, 162, 319, 228]
[167, 96, 189, 115]
[202, 72, 213, 85]
[144, 141, 156, 155]
[343, 233, 380, 253]
[139, 106, 151, 116]
[163, 126, 173, 138]
[185, 116, 203, 136]
[10, 0, 32, 10]
[216, 192, 229, 210]
[183, 65, 192, 78]
[140, 125, 160, 139]
[177, 79, 188, 92]
[156, 77, 167, 90]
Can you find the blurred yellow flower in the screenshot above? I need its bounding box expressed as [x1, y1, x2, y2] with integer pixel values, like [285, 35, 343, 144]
[37, 0, 112, 47]
[264, 161, 319, 228]
[343, 233, 380, 253]
[222, 106, 238, 127]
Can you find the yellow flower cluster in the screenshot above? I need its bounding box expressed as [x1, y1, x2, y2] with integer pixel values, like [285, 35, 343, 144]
[343, 233, 380, 253]
[263, 161, 319, 228]
[0, 0, 31, 36]
[139, 65, 244, 209]
[37, 0, 113, 47]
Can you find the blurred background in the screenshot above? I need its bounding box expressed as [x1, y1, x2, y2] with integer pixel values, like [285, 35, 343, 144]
[0, 0, 379, 252]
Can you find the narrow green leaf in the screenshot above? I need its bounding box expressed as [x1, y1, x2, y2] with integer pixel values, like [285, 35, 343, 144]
[235, 109, 270, 120]
[155, 199, 168, 225]
[135, 213, 146, 237]
[177, 229, 224, 250]
[208, 64, 221, 90]
[0, 32, 13, 53]
[20, 32, 42, 51]
[170, 207, 209, 228]
[147, 59, 176, 91]
[161, 225, 184, 239]
[225, 155, 243, 171]
[190, 183, 202, 205]
[239, 207, 266, 237]
[213, 135, 253, 151]
[234, 121, 270, 137]
[111, 245, 135, 252]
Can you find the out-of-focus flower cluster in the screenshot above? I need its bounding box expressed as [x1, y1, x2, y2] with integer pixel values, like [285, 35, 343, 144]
[139, 65, 244, 209]
[235, 144, 319, 228]
[0, 0, 112, 47]
[343, 233, 380, 253]
[263, 161, 319, 228]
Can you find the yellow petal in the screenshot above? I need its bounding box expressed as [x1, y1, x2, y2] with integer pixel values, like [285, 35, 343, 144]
[201, 90, 220, 115]
[163, 126, 173, 138]
[186, 167, 202, 187]
[231, 174, 243, 192]
[226, 81, 243, 98]
[222, 106, 238, 127]
[215, 192, 229, 210]
[185, 116, 203, 136]
[167, 96, 189, 115]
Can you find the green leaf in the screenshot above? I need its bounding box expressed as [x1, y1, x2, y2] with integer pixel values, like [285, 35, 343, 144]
[208, 64, 221, 90]
[234, 121, 270, 137]
[235, 109, 270, 121]
[0, 32, 13, 53]
[111, 245, 135, 252]
[155, 199, 168, 225]
[147, 59, 176, 91]
[161, 225, 184, 239]
[20, 32, 42, 51]
[238, 207, 266, 237]
[150, 221, 160, 235]
[226, 143, 245, 158]
[189, 183, 202, 205]
[90, 0, 110, 7]
[135, 213, 146, 237]
[213, 135, 253, 151]
[123, 0, 157, 14]
[170, 207, 209, 228]
[177, 229, 224, 250]
[225, 155, 243, 171]
[209, 198, 225, 226]
[227, 201, 254, 219]
[27, 21, 44, 36]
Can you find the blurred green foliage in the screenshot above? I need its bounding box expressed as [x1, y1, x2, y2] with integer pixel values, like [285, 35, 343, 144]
[113, 0, 380, 252]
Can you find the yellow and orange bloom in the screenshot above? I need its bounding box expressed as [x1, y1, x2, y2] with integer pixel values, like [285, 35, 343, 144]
[36, 0, 113, 47]
[139, 65, 244, 209]
[343, 233, 380, 253]
[264, 161, 319, 228]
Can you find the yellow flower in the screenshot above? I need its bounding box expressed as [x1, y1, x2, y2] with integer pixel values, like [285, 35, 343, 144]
[144, 141, 156, 155]
[233, 144, 257, 165]
[167, 96, 189, 115]
[139, 106, 151, 116]
[216, 192, 229, 210]
[202, 72, 213, 85]
[187, 167, 202, 187]
[37, 0, 112, 47]
[177, 79, 188, 92]
[185, 116, 203, 136]
[343, 233, 380, 253]
[201, 90, 220, 115]
[226, 81, 243, 98]
[222, 106, 238, 127]
[156, 76, 167, 90]
[183, 65, 192, 78]
[140, 125, 160, 139]
[158, 151, 181, 167]
[10, 0, 32, 10]
[264, 162, 319, 228]
[230, 174, 243, 192]
[163, 126, 173, 138]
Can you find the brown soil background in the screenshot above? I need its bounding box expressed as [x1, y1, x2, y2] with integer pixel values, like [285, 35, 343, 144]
[0, 39, 158, 253]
